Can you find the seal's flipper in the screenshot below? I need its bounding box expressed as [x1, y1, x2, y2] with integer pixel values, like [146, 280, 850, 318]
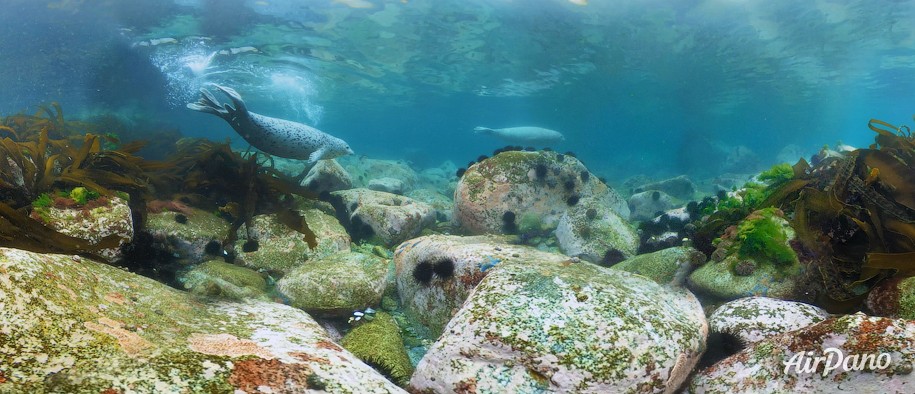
[187, 87, 234, 121]
[212, 84, 248, 113]
[473, 126, 493, 134]
[308, 147, 326, 164]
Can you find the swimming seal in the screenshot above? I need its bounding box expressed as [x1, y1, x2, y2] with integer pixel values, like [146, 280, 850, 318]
[188, 84, 353, 163]
[473, 126, 565, 145]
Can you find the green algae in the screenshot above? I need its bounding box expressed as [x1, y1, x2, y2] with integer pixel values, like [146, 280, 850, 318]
[736, 208, 797, 266]
[341, 312, 413, 386]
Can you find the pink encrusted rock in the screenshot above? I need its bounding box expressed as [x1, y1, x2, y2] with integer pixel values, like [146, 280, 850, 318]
[0, 247, 405, 393]
[690, 313, 915, 393]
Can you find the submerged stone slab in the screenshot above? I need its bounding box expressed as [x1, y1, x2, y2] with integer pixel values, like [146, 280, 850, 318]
[0, 247, 404, 393]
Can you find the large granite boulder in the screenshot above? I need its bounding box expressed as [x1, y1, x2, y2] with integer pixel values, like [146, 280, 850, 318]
[409, 246, 707, 393]
[453, 150, 629, 235]
[276, 250, 388, 318]
[394, 234, 568, 337]
[331, 188, 435, 246]
[0, 247, 405, 393]
[690, 313, 915, 393]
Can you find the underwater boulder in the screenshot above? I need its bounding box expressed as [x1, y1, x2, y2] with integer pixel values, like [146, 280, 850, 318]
[610, 245, 707, 285]
[554, 197, 639, 264]
[332, 188, 436, 246]
[276, 250, 388, 318]
[688, 208, 802, 301]
[689, 313, 915, 393]
[406, 188, 454, 223]
[36, 195, 133, 263]
[453, 150, 628, 235]
[409, 249, 707, 393]
[302, 158, 353, 194]
[0, 247, 405, 393]
[237, 206, 351, 275]
[340, 156, 419, 192]
[628, 189, 677, 222]
[708, 296, 829, 345]
[180, 259, 269, 301]
[145, 205, 231, 264]
[394, 234, 567, 337]
[633, 175, 698, 201]
[368, 177, 406, 195]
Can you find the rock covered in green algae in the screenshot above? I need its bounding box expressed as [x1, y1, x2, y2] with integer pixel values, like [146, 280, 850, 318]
[238, 207, 351, 275]
[690, 313, 915, 393]
[554, 196, 639, 264]
[394, 234, 568, 338]
[276, 250, 388, 318]
[611, 246, 707, 285]
[39, 196, 132, 262]
[688, 208, 802, 301]
[409, 248, 707, 393]
[341, 311, 414, 386]
[453, 150, 629, 235]
[146, 206, 230, 263]
[181, 259, 269, 301]
[708, 296, 829, 345]
[0, 247, 405, 393]
[332, 188, 436, 246]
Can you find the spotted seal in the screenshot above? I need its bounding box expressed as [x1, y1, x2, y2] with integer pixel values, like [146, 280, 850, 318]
[188, 84, 353, 163]
[473, 126, 565, 145]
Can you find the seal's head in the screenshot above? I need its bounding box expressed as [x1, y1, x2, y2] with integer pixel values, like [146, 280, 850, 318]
[324, 136, 354, 159]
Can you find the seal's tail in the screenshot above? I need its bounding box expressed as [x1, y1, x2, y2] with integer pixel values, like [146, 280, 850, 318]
[187, 84, 248, 122]
[473, 126, 493, 134]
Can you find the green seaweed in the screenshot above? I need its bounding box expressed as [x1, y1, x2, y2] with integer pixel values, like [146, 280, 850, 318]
[735, 209, 796, 265]
[340, 311, 413, 386]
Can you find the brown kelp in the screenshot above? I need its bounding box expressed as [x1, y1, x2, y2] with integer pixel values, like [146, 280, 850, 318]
[691, 117, 915, 311]
[150, 139, 318, 251]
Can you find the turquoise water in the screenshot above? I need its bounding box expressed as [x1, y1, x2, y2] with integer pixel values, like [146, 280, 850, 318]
[3, 0, 913, 182]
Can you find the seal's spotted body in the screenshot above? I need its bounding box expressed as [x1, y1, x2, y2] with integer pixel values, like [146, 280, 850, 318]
[188, 85, 353, 162]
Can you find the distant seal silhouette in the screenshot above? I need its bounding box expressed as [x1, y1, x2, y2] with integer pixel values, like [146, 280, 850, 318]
[473, 126, 565, 145]
[188, 84, 353, 163]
